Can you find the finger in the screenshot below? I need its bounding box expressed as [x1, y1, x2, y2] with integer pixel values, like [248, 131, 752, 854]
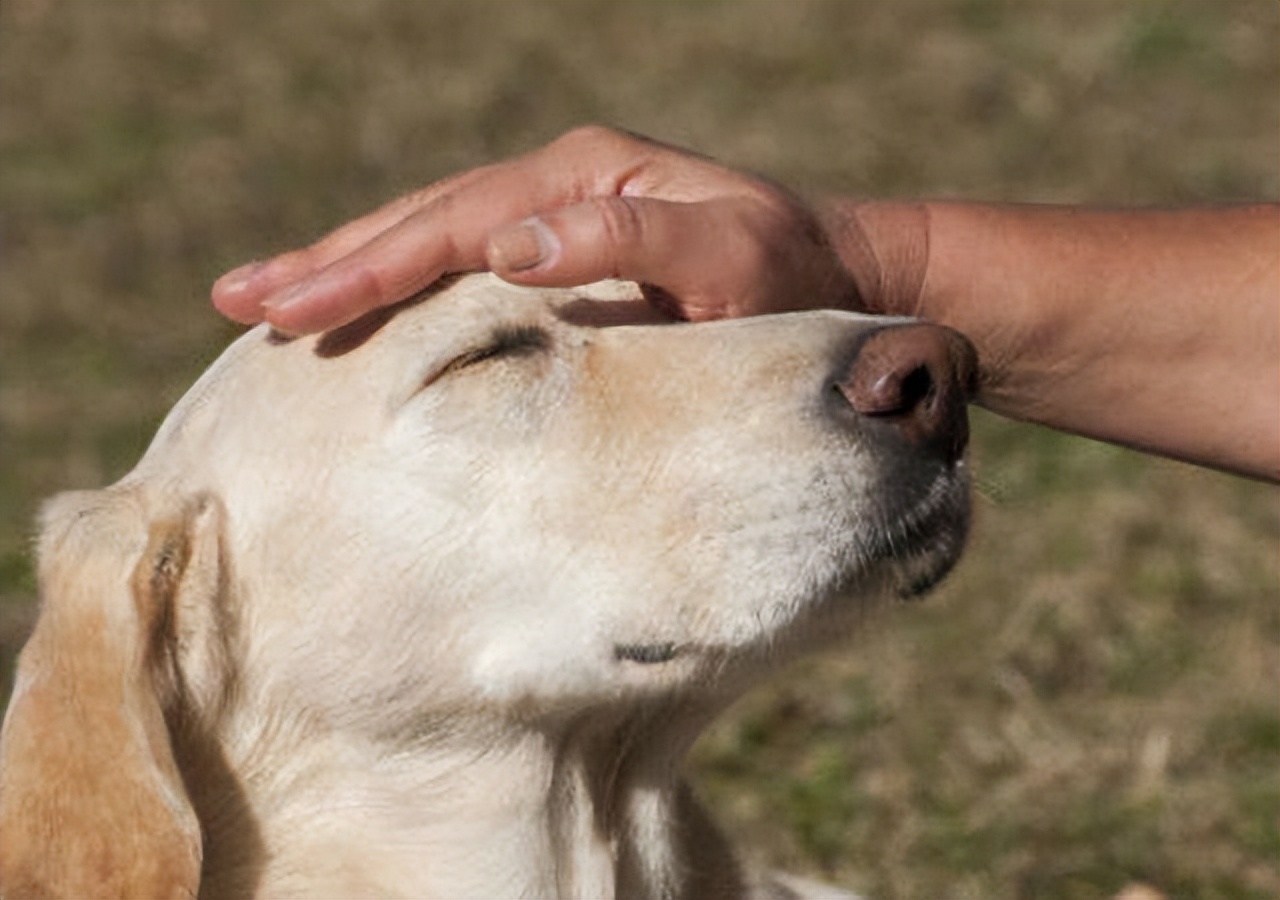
[211, 165, 503, 323]
[256, 181, 591, 334]
[486, 196, 774, 321]
[257, 224, 460, 335]
[257, 135, 663, 333]
[218, 125, 741, 332]
[213, 124, 756, 326]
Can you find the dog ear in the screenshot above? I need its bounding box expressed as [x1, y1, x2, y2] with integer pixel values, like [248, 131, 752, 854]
[0, 488, 220, 899]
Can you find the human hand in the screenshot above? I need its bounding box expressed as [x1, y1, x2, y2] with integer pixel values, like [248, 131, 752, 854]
[211, 126, 864, 334]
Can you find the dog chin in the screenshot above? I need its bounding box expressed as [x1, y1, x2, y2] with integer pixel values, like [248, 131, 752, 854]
[863, 470, 971, 601]
[890, 537, 966, 599]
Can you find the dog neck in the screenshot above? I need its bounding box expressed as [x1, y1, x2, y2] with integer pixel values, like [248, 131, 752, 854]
[192, 704, 748, 899]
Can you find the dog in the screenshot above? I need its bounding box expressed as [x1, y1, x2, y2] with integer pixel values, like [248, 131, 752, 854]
[0, 274, 975, 899]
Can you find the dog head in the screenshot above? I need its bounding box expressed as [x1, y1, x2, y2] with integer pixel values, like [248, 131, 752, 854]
[0, 275, 975, 895]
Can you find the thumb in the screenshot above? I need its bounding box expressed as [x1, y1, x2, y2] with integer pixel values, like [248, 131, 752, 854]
[486, 196, 759, 320]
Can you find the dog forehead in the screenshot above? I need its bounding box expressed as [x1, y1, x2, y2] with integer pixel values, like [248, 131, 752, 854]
[132, 277, 646, 479]
[250, 275, 645, 368]
[364, 275, 649, 345]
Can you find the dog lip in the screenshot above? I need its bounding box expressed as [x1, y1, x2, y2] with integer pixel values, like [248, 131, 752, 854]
[862, 475, 970, 601]
[613, 641, 679, 664]
[895, 548, 963, 599]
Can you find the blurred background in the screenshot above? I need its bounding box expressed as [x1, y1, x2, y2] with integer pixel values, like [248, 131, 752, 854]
[1, 2, 1275, 898]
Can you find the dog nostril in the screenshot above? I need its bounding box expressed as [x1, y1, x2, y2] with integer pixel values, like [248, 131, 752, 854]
[844, 335, 944, 419]
[839, 323, 976, 462]
[897, 364, 937, 416]
[842, 362, 937, 422]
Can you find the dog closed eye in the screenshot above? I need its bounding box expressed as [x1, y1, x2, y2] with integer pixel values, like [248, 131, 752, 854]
[423, 324, 552, 388]
[455, 325, 551, 370]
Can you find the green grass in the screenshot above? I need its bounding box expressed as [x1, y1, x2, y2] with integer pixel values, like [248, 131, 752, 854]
[2, 2, 1276, 898]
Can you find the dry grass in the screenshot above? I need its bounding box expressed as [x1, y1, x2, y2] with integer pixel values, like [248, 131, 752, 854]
[1, 2, 1276, 898]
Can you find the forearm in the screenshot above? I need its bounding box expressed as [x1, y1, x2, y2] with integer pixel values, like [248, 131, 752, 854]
[825, 200, 1280, 481]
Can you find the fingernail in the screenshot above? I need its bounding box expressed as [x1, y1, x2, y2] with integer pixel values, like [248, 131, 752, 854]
[489, 218, 560, 273]
[214, 261, 264, 295]
[260, 280, 307, 312]
[260, 265, 362, 324]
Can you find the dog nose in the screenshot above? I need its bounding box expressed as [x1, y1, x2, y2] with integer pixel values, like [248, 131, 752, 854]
[838, 323, 978, 463]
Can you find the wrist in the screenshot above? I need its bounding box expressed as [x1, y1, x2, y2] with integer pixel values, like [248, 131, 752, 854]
[817, 199, 931, 318]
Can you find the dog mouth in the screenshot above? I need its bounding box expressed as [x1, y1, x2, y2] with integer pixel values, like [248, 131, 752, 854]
[601, 462, 970, 675]
[892, 541, 963, 598]
[613, 641, 679, 664]
[860, 470, 971, 600]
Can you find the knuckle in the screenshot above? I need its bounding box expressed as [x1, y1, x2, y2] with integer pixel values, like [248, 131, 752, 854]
[591, 196, 645, 257]
[554, 124, 629, 154]
[348, 265, 390, 308]
[260, 248, 314, 280]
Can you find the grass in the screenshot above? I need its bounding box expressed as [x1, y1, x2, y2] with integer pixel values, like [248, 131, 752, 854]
[2, 2, 1276, 897]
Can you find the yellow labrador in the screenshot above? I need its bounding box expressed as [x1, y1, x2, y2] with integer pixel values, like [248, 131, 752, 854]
[0, 275, 975, 899]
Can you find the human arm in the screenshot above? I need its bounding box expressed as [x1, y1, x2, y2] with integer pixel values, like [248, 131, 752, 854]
[211, 127, 1279, 481]
[825, 200, 1280, 481]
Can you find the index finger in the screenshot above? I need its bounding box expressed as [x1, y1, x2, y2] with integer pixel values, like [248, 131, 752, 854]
[236, 127, 673, 333]
[211, 164, 502, 322]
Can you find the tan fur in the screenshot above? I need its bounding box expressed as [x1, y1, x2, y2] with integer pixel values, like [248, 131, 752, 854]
[0, 492, 206, 898]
